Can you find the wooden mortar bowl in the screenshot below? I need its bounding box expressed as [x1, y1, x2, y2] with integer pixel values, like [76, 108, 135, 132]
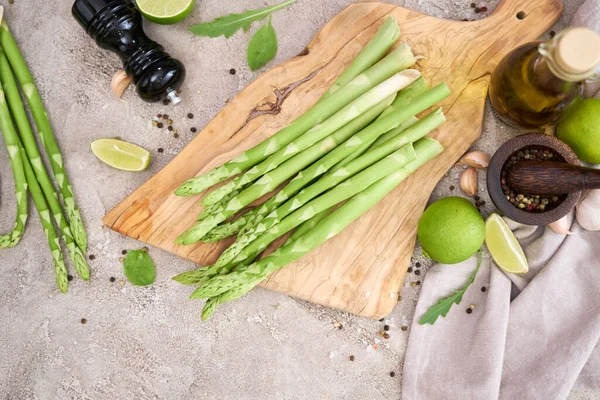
[487, 133, 581, 225]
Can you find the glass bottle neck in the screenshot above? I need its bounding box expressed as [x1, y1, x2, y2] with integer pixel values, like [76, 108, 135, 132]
[538, 31, 600, 83]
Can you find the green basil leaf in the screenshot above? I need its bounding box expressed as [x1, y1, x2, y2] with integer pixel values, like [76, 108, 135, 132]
[247, 16, 278, 71]
[123, 250, 156, 286]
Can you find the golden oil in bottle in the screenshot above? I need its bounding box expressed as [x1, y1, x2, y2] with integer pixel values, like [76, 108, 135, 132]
[489, 27, 600, 131]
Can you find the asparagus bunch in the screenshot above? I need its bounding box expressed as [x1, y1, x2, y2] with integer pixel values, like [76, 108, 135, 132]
[0, 18, 88, 291]
[172, 18, 451, 320]
[198, 139, 444, 319]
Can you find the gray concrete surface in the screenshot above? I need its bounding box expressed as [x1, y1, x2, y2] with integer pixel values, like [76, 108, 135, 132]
[0, 0, 596, 399]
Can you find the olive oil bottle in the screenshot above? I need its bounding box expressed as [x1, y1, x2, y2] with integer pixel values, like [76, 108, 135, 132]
[489, 27, 600, 131]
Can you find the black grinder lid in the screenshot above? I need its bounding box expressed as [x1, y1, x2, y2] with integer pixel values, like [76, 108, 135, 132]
[72, 0, 124, 31]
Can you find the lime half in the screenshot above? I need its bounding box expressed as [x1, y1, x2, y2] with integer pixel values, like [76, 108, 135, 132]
[91, 139, 151, 172]
[485, 213, 529, 274]
[135, 0, 195, 25]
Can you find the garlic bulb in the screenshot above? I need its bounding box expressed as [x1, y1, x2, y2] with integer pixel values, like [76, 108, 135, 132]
[576, 189, 600, 231]
[111, 69, 132, 99]
[549, 215, 573, 235]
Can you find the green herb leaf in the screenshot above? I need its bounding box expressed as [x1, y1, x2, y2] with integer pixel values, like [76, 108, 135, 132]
[189, 0, 295, 39]
[418, 249, 483, 325]
[123, 250, 156, 286]
[247, 17, 278, 71]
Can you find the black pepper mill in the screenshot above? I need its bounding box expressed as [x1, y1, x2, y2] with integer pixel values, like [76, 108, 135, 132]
[72, 0, 186, 104]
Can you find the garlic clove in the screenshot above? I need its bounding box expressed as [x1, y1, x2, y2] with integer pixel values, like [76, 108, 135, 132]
[576, 189, 600, 231]
[549, 215, 573, 235]
[456, 151, 490, 170]
[459, 167, 478, 196]
[111, 69, 132, 99]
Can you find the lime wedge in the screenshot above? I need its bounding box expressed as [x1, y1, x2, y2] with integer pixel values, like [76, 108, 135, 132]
[135, 0, 195, 25]
[91, 139, 151, 172]
[485, 213, 529, 274]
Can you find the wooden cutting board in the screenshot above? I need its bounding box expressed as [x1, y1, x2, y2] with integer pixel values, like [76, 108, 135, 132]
[103, 0, 562, 319]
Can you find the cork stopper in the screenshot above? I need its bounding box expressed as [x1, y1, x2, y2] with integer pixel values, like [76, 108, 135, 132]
[554, 27, 600, 79]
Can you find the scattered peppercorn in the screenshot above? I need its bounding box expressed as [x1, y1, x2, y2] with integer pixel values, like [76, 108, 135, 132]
[167, 119, 173, 125]
[466, 308, 473, 314]
[119, 257, 124, 263]
[152, 120, 159, 127]
[379, 318, 384, 322]
[67, 275, 73, 281]
[142, 247, 149, 252]
[449, 185, 455, 190]
[158, 148, 164, 153]
[397, 295, 402, 302]
[163, 99, 170, 105]
[415, 269, 421, 276]
[349, 355, 355, 361]
[110, 277, 116, 283]
[480, 6, 488, 12]
[470, 2, 476, 7]
[390, 371, 396, 377]
[383, 333, 390, 339]
[474, 195, 480, 201]
[384, 325, 390, 331]
[174, 133, 180, 138]
[550, 30, 556, 38]
[470, 304, 476, 309]
[81, 318, 87, 324]
[401, 326, 408, 331]
[168, 126, 173, 131]
[416, 281, 421, 286]
[191, 127, 197, 133]
[415, 262, 421, 268]
[163, 114, 169, 120]
[187, 113, 194, 119]
[229, 68, 236, 75]
[407, 267, 413, 273]
[122, 250, 127, 255]
[411, 282, 416, 287]
[481, 286, 487, 292]
[157, 122, 164, 129]
[89, 254, 95, 260]
[474, 7, 481, 13]
[157, 114, 163, 119]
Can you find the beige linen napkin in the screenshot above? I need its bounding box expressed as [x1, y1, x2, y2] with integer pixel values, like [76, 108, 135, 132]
[403, 1, 600, 398]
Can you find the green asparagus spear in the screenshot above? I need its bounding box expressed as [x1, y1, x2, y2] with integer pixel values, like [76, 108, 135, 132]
[176, 82, 447, 246]
[201, 69, 419, 207]
[175, 43, 415, 197]
[319, 16, 401, 101]
[192, 138, 445, 301]
[285, 208, 331, 245]
[0, 20, 87, 251]
[0, 52, 90, 280]
[191, 144, 417, 295]
[17, 136, 69, 292]
[0, 65, 27, 249]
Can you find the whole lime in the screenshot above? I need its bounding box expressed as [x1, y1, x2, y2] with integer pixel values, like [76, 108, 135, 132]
[556, 98, 600, 164]
[417, 197, 485, 264]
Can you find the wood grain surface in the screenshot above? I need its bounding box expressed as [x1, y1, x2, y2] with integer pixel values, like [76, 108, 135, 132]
[103, 0, 563, 319]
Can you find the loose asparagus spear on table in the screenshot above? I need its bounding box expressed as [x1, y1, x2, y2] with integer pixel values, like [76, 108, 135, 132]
[0, 51, 90, 280]
[0, 20, 88, 251]
[0, 59, 27, 249]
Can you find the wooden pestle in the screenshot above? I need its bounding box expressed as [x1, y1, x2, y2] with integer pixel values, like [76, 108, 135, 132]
[506, 161, 600, 195]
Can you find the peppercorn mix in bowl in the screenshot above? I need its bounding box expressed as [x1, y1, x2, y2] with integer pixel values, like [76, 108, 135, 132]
[487, 134, 581, 225]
